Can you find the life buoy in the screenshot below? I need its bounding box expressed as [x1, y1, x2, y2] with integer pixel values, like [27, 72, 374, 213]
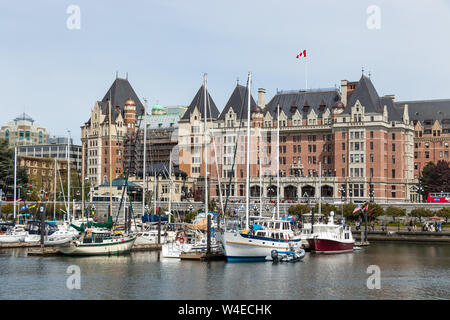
[86, 230, 92, 237]
[179, 236, 185, 244]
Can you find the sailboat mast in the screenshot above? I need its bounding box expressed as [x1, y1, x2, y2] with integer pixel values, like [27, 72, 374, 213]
[246, 72, 251, 230]
[143, 99, 147, 217]
[108, 100, 113, 219]
[203, 74, 208, 216]
[319, 161, 322, 217]
[13, 147, 17, 222]
[67, 131, 71, 222]
[54, 157, 57, 221]
[276, 105, 280, 220]
[259, 153, 262, 216]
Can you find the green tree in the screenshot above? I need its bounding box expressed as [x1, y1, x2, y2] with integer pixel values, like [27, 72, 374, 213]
[314, 203, 338, 215]
[385, 206, 406, 222]
[0, 138, 29, 198]
[421, 160, 450, 195]
[410, 208, 433, 223]
[343, 203, 357, 219]
[437, 207, 450, 224]
[366, 202, 384, 219]
[288, 204, 311, 216]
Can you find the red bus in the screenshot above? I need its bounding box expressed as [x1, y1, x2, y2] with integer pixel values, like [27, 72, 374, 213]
[426, 192, 450, 203]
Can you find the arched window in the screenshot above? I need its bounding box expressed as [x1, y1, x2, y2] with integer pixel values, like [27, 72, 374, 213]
[5, 130, 9, 141]
[39, 132, 43, 144]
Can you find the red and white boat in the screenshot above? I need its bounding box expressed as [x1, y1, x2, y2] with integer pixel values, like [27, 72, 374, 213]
[307, 212, 354, 254]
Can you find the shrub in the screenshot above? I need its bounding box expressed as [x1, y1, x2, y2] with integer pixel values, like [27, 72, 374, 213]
[410, 208, 433, 222]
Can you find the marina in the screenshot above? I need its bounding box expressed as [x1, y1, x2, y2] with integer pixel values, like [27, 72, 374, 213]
[1, 242, 449, 300]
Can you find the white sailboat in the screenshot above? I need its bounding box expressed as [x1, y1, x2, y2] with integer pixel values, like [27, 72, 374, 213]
[161, 74, 221, 258]
[57, 98, 136, 255]
[220, 73, 303, 261]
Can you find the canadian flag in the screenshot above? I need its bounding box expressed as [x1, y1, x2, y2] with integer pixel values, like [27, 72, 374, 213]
[296, 49, 307, 58]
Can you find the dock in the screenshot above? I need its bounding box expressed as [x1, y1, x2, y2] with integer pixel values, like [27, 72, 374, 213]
[27, 247, 61, 256]
[131, 244, 162, 252]
[180, 252, 225, 261]
[0, 242, 40, 249]
[352, 231, 450, 243]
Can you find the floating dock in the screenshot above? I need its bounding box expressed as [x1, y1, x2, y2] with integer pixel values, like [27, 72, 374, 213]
[180, 252, 225, 261]
[353, 231, 450, 243]
[27, 247, 61, 256]
[0, 242, 40, 249]
[131, 244, 162, 252]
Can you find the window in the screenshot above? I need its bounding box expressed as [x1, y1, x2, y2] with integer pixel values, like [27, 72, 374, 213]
[342, 143, 345, 151]
[392, 169, 396, 178]
[370, 142, 374, 150]
[370, 131, 374, 138]
[392, 133, 396, 140]
[392, 144, 396, 152]
[370, 154, 374, 162]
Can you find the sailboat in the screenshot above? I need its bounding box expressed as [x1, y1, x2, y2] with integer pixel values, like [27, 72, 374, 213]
[219, 72, 303, 262]
[161, 74, 221, 258]
[57, 98, 136, 256]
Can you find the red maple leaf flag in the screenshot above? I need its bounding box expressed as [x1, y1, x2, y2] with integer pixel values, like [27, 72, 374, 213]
[296, 49, 307, 59]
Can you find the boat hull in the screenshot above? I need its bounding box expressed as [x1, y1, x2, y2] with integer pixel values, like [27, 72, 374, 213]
[57, 236, 136, 256]
[221, 231, 301, 262]
[0, 234, 26, 243]
[307, 238, 354, 254]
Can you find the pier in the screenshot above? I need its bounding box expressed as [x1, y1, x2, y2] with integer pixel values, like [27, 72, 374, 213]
[179, 252, 225, 261]
[352, 231, 450, 243]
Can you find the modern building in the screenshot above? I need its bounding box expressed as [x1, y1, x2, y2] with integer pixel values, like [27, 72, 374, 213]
[178, 74, 423, 203]
[17, 136, 82, 172]
[0, 113, 50, 147]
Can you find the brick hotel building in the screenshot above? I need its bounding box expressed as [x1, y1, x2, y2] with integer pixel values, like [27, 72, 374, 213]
[178, 74, 448, 203]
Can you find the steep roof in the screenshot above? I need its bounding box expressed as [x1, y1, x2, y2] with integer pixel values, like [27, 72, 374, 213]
[101, 78, 145, 119]
[266, 89, 340, 119]
[344, 75, 402, 121]
[181, 85, 219, 121]
[395, 99, 450, 126]
[218, 84, 258, 120]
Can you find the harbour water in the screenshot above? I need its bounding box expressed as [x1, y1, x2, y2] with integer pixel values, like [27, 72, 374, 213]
[0, 243, 449, 300]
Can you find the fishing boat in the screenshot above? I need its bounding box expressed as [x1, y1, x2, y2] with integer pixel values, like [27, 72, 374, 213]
[306, 211, 354, 254]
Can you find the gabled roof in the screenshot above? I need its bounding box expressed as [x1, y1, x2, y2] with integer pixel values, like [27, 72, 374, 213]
[395, 99, 450, 126]
[266, 89, 340, 119]
[218, 84, 258, 120]
[101, 78, 144, 120]
[344, 75, 402, 121]
[181, 85, 219, 121]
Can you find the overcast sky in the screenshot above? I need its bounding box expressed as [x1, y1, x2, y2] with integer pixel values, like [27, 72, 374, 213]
[1, 0, 449, 144]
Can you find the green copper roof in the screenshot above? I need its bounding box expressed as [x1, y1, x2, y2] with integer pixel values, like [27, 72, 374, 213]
[152, 103, 163, 111]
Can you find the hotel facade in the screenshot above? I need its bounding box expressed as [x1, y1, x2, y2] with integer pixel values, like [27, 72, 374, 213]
[177, 75, 447, 203]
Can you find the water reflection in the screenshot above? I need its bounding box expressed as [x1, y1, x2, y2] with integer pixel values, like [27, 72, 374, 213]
[0, 243, 449, 300]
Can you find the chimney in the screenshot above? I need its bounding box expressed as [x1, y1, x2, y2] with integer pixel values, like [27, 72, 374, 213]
[258, 88, 266, 109]
[340, 80, 348, 106]
[403, 104, 409, 124]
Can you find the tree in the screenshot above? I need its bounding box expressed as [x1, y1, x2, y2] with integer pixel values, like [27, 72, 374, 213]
[288, 204, 311, 216]
[437, 207, 450, 224]
[0, 138, 29, 198]
[410, 208, 433, 223]
[421, 160, 450, 195]
[385, 206, 406, 222]
[314, 203, 338, 215]
[342, 203, 357, 219]
[366, 202, 384, 219]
